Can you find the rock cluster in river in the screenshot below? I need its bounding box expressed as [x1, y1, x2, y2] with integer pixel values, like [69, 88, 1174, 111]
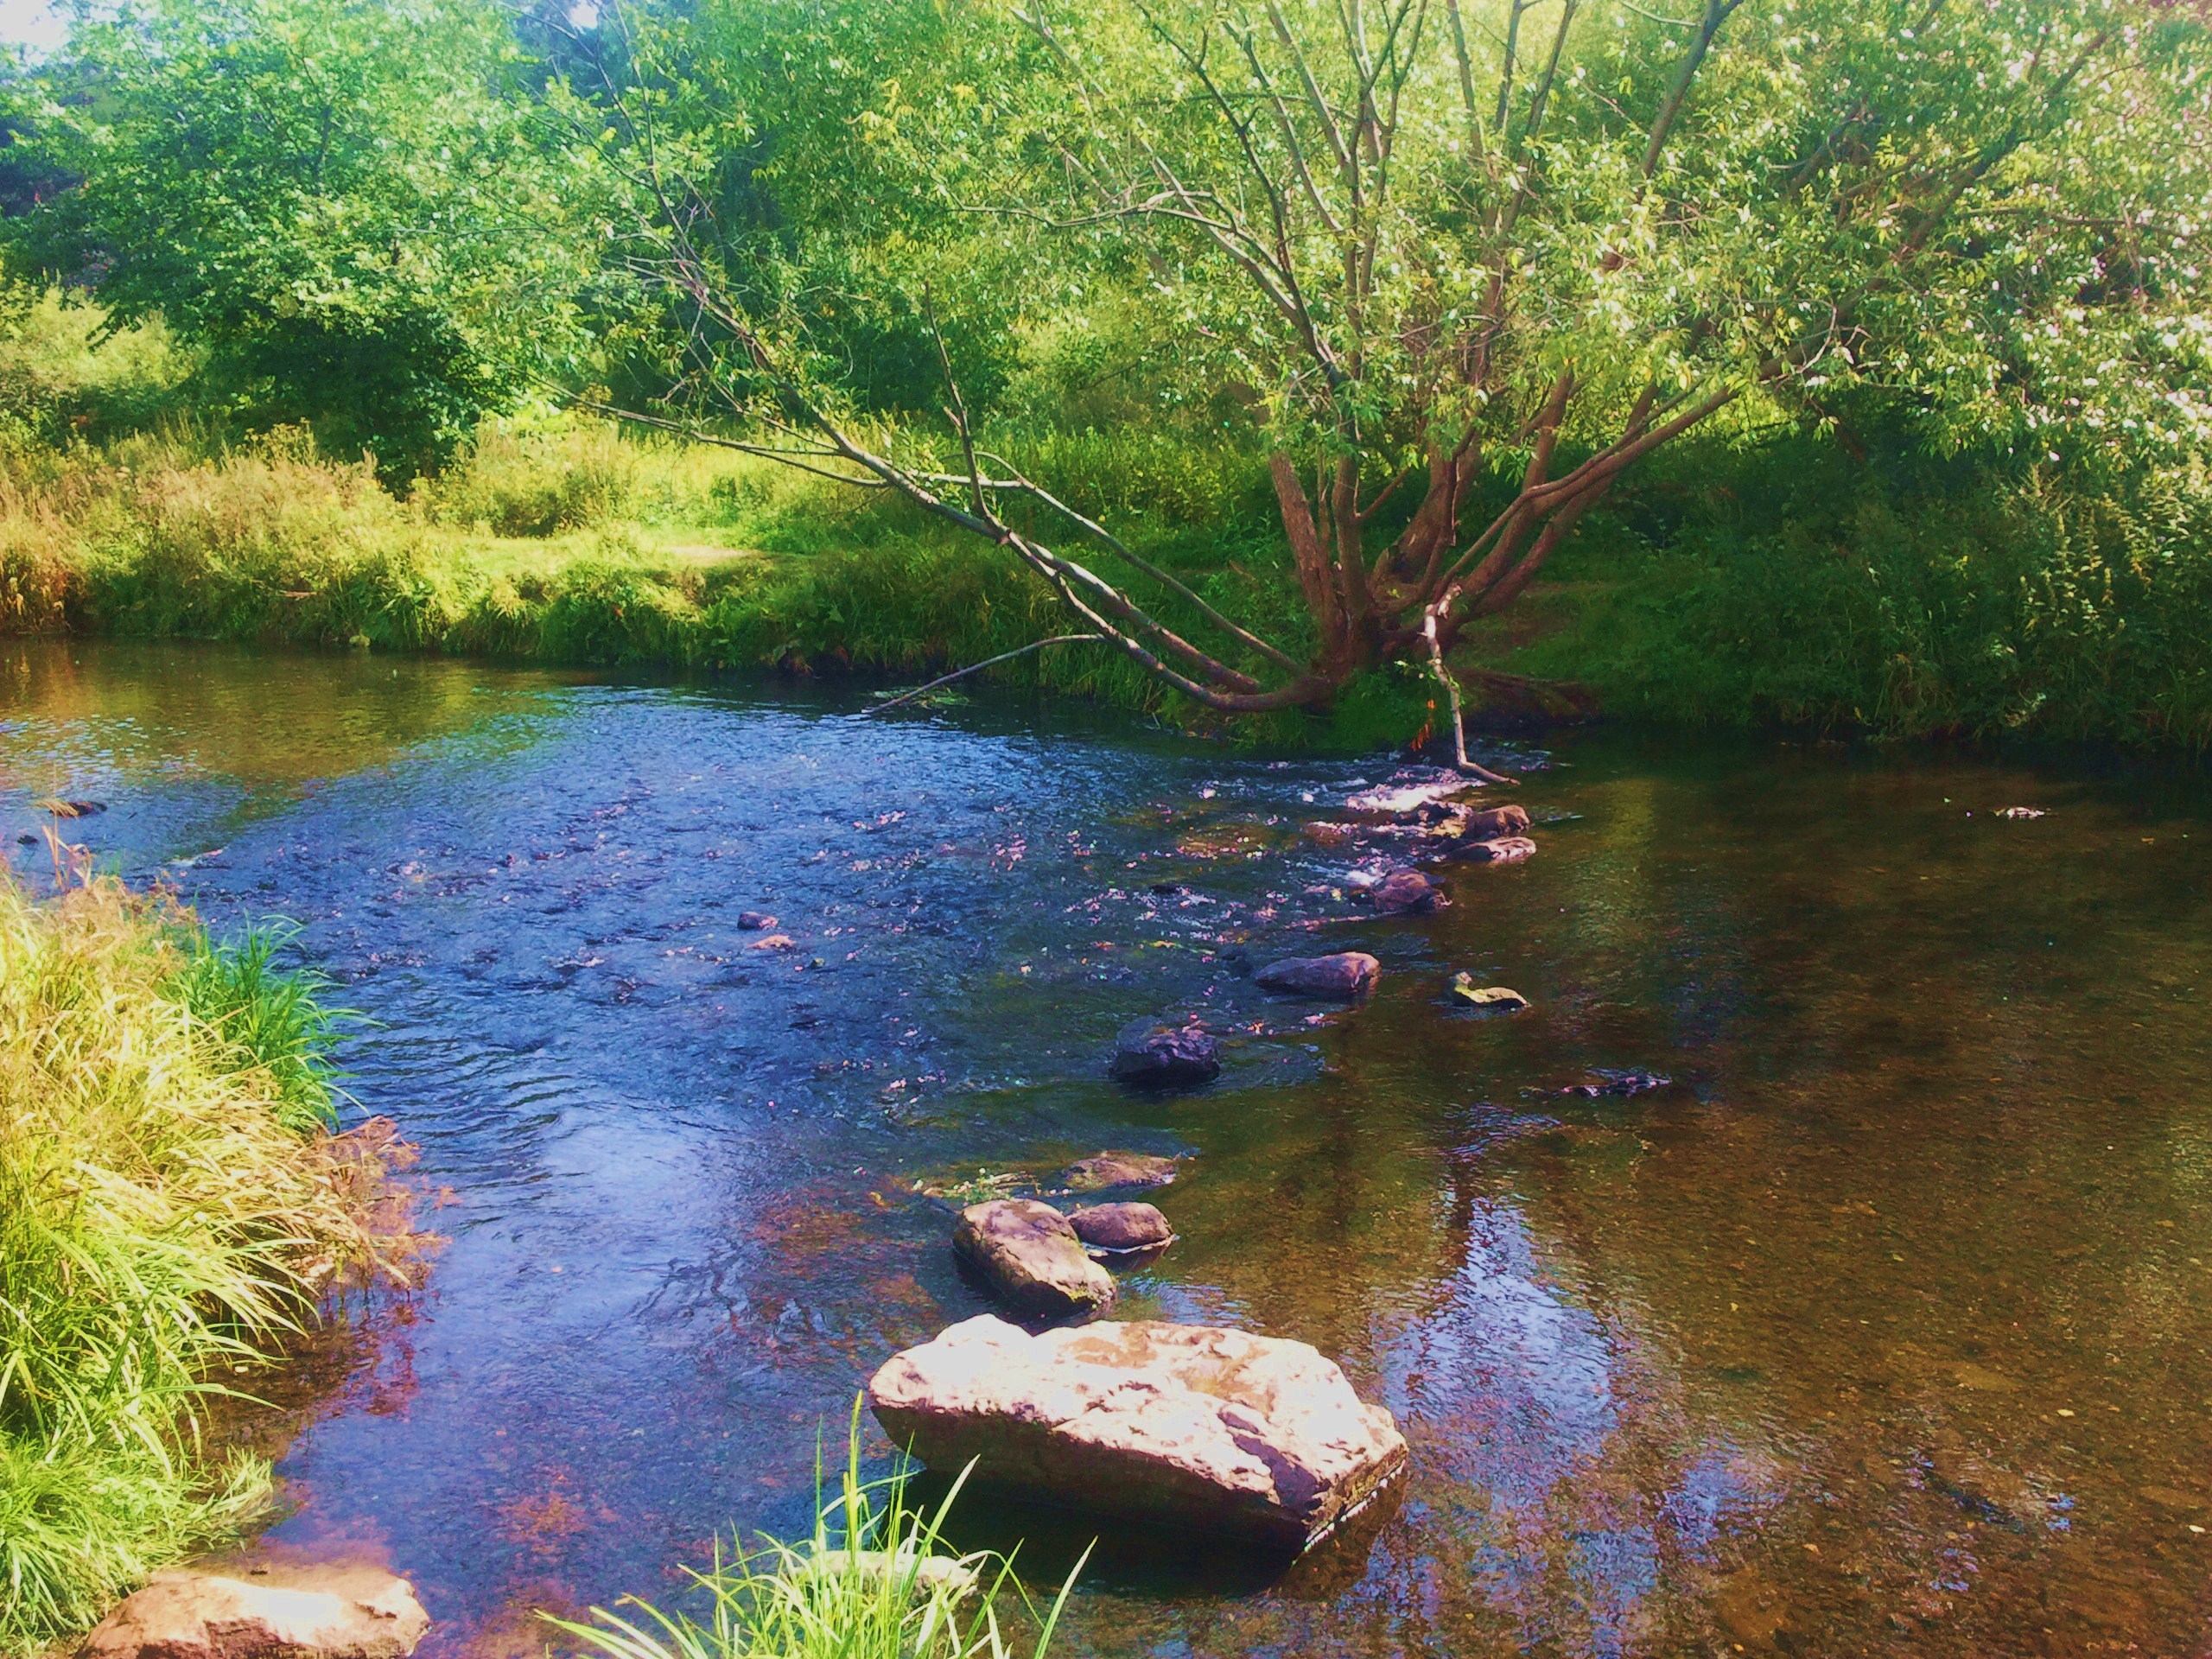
[868, 1315, 1407, 1552]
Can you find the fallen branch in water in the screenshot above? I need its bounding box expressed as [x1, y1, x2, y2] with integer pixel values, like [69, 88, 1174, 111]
[866, 633, 1104, 714]
[1421, 611, 1517, 787]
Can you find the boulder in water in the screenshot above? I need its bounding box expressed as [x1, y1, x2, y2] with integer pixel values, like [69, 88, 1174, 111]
[1069, 1202, 1174, 1254]
[1059, 1152, 1180, 1192]
[78, 1567, 429, 1659]
[868, 1315, 1408, 1552]
[1108, 1020, 1220, 1090]
[1456, 804, 1531, 840]
[736, 911, 779, 931]
[1255, 952, 1381, 1000]
[1367, 870, 1445, 915]
[952, 1200, 1116, 1318]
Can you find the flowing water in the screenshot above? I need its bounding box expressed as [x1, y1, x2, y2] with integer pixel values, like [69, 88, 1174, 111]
[5, 638, 2212, 1659]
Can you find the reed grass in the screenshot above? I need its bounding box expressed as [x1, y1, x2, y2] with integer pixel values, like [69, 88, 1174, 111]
[544, 1402, 1084, 1659]
[0, 870, 409, 1656]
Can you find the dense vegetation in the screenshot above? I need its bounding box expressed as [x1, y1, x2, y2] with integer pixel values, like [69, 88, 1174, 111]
[0, 865, 414, 1655]
[0, 0, 2205, 748]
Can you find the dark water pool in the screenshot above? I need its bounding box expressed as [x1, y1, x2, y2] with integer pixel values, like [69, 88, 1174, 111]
[6, 638, 2212, 1658]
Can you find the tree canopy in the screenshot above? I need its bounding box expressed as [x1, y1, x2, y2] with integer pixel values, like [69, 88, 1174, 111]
[590, 0, 2212, 728]
[4, 0, 607, 472]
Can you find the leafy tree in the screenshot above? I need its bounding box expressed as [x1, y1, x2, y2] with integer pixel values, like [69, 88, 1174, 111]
[5, 0, 605, 474]
[601, 0, 2212, 744]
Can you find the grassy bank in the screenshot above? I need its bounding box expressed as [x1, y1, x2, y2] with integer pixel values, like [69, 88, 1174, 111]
[3, 418, 2210, 753]
[0, 865, 414, 1656]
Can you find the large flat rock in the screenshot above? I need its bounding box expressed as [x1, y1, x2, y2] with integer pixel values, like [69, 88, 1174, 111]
[79, 1567, 428, 1659]
[868, 1315, 1407, 1551]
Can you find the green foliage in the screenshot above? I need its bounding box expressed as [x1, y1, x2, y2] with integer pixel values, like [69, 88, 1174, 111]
[543, 1401, 1081, 1659]
[165, 922, 349, 1135]
[1510, 436, 2212, 747]
[5, 0, 607, 475]
[0, 872, 398, 1655]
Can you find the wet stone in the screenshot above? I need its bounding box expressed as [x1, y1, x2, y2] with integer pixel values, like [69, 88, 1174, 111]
[1060, 1152, 1181, 1193]
[1455, 804, 1531, 840]
[1109, 1020, 1221, 1090]
[1368, 870, 1446, 915]
[952, 1198, 1116, 1318]
[1255, 952, 1382, 1001]
[1069, 1202, 1175, 1254]
[868, 1315, 1408, 1552]
[736, 911, 779, 930]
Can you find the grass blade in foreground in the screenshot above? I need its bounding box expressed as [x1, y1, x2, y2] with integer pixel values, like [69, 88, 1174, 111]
[544, 1399, 1088, 1659]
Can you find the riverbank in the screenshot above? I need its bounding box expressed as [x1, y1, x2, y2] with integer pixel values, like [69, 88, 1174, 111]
[3, 423, 2209, 753]
[0, 864, 417, 1657]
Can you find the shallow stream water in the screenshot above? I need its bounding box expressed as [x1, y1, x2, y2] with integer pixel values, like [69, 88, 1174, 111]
[5, 638, 2211, 1658]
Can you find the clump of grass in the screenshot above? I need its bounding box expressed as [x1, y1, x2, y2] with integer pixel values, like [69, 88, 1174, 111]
[0, 869, 414, 1656]
[546, 1402, 1084, 1659]
[164, 920, 349, 1135]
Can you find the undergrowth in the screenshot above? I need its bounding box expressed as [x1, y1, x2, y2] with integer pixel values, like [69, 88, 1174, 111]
[0, 868, 411, 1656]
[5, 413, 2212, 753]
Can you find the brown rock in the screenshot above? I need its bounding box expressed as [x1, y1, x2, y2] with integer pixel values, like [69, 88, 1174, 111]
[952, 1199, 1116, 1318]
[1069, 1202, 1174, 1253]
[79, 1567, 429, 1659]
[868, 1315, 1408, 1551]
[1255, 952, 1381, 1000]
[1367, 870, 1445, 915]
[1060, 1152, 1179, 1192]
[1300, 821, 1358, 847]
[1453, 836, 1536, 865]
[1457, 804, 1531, 839]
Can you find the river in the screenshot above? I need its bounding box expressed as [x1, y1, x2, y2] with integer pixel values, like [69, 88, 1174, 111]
[4, 637, 2209, 1657]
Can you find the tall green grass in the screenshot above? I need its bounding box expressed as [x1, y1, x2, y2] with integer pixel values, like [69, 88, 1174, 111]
[0, 871, 408, 1656]
[546, 1402, 1083, 1659]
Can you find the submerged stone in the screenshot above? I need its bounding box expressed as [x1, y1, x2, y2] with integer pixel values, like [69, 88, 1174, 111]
[1108, 1020, 1220, 1089]
[868, 1315, 1408, 1552]
[736, 910, 779, 931]
[79, 1567, 429, 1659]
[1255, 952, 1382, 1000]
[1452, 835, 1537, 865]
[952, 1199, 1116, 1318]
[1060, 1152, 1180, 1192]
[1069, 1201, 1175, 1253]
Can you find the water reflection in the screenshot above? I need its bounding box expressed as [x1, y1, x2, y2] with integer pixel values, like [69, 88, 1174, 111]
[3, 639, 2209, 1656]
